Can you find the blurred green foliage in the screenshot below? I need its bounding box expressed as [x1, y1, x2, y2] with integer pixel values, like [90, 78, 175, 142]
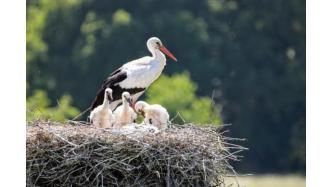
[112, 9, 131, 25]
[146, 73, 221, 125]
[26, 0, 305, 173]
[27, 90, 80, 122]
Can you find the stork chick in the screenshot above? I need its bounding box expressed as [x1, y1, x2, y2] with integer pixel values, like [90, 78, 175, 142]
[113, 92, 137, 128]
[89, 88, 114, 128]
[135, 101, 169, 130]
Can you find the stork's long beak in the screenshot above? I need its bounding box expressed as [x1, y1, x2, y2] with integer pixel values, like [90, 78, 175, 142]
[159, 45, 178, 62]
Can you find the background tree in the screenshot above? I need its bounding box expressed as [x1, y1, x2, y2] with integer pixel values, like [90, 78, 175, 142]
[146, 73, 222, 125]
[27, 90, 79, 122]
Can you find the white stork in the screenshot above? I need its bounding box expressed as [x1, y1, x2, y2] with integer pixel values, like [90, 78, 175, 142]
[90, 37, 177, 111]
[113, 92, 137, 127]
[89, 88, 114, 128]
[135, 101, 170, 130]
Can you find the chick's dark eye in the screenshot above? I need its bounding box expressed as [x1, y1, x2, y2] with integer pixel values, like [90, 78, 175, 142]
[149, 119, 153, 124]
[156, 42, 160, 46]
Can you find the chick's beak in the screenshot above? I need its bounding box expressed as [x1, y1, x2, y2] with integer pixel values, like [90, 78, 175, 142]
[126, 98, 135, 108]
[107, 93, 113, 101]
[130, 102, 135, 109]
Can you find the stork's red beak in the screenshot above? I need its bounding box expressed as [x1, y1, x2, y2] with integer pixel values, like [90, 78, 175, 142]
[159, 46, 178, 62]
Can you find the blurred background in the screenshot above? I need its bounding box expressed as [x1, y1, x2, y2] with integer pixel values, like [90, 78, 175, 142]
[27, 0, 305, 185]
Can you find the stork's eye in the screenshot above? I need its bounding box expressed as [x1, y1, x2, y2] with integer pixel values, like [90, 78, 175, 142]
[156, 42, 161, 46]
[149, 118, 153, 124]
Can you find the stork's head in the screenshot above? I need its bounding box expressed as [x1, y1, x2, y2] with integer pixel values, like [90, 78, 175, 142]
[105, 88, 113, 102]
[135, 101, 148, 115]
[122, 92, 133, 106]
[147, 37, 178, 62]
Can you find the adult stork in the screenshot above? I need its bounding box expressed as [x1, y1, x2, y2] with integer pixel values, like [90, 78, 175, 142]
[90, 37, 178, 111]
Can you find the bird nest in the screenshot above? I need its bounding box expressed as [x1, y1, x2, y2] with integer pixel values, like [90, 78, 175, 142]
[26, 121, 245, 187]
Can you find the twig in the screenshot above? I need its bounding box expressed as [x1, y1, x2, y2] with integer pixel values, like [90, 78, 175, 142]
[71, 107, 91, 121]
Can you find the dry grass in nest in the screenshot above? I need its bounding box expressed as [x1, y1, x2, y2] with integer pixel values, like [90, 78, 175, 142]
[26, 121, 246, 187]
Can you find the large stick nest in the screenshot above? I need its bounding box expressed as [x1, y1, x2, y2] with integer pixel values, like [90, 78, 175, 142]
[27, 121, 245, 187]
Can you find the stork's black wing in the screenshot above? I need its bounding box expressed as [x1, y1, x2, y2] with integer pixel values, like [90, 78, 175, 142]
[102, 68, 127, 88]
[90, 68, 127, 110]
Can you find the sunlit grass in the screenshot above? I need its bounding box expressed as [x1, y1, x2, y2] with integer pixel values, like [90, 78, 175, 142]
[226, 174, 305, 187]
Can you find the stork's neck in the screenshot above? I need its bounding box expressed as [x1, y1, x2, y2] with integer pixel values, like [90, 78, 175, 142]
[122, 98, 130, 110]
[149, 48, 166, 66]
[102, 96, 109, 109]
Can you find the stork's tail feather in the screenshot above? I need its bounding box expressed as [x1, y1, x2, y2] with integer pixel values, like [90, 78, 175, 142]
[91, 87, 106, 110]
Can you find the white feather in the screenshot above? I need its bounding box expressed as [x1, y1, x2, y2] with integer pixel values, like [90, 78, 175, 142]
[113, 92, 137, 127]
[89, 89, 114, 128]
[135, 101, 169, 130]
[119, 56, 166, 88]
[113, 105, 137, 124]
